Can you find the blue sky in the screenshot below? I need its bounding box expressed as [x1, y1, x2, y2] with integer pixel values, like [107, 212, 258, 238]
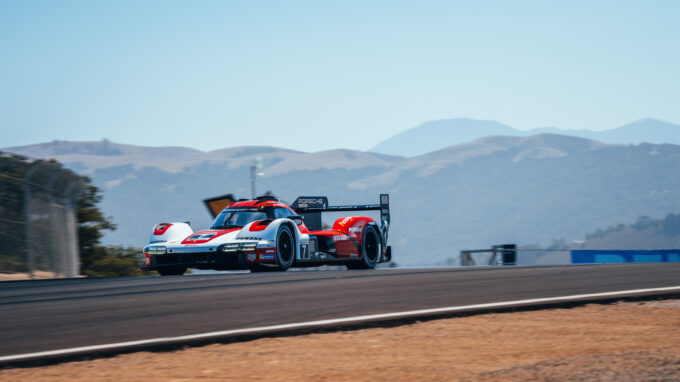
[1, 0, 679, 152]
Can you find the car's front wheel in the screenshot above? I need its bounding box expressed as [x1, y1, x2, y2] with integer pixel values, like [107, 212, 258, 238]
[275, 225, 295, 271]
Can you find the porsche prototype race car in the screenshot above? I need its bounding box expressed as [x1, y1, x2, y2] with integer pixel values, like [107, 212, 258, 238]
[141, 194, 391, 275]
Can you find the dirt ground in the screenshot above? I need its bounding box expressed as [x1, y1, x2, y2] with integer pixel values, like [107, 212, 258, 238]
[2, 300, 679, 381]
[0, 271, 58, 281]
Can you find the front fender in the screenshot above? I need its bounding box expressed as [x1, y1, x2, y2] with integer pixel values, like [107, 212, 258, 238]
[147, 222, 193, 245]
[238, 219, 308, 260]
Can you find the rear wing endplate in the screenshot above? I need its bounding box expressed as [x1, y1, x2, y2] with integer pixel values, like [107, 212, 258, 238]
[291, 194, 390, 245]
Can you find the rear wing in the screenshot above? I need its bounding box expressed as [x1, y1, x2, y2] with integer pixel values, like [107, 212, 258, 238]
[203, 193, 236, 218]
[291, 194, 390, 245]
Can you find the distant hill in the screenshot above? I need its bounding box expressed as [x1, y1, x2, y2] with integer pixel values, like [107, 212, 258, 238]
[5, 134, 680, 267]
[370, 119, 516, 158]
[371, 118, 680, 157]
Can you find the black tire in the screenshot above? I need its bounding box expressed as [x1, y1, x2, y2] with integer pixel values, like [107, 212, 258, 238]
[347, 225, 380, 270]
[275, 225, 295, 271]
[157, 266, 187, 276]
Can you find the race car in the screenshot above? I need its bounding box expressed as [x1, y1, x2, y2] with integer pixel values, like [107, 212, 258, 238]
[141, 194, 391, 275]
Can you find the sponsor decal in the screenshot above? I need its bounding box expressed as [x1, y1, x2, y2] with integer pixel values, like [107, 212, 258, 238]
[297, 198, 326, 208]
[265, 249, 275, 254]
[348, 226, 362, 233]
[333, 235, 348, 241]
[260, 254, 275, 260]
[339, 217, 352, 226]
[247, 253, 257, 262]
[181, 229, 238, 244]
[238, 236, 261, 241]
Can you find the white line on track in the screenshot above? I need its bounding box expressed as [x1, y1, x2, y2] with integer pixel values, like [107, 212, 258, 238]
[2, 285, 679, 363]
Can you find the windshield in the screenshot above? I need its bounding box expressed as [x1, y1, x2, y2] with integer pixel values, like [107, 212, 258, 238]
[210, 208, 267, 229]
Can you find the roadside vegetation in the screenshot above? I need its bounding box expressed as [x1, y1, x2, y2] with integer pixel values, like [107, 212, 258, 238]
[521, 213, 680, 264]
[0, 152, 143, 277]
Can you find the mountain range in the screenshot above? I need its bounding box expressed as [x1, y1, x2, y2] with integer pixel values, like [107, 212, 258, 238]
[5, 131, 680, 267]
[371, 118, 680, 157]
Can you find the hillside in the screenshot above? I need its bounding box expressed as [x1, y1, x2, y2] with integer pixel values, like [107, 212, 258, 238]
[517, 212, 680, 265]
[371, 118, 680, 157]
[580, 212, 680, 250]
[5, 135, 680, 266]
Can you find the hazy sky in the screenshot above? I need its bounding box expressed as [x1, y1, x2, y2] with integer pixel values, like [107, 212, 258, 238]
[1, 0, 679, 152]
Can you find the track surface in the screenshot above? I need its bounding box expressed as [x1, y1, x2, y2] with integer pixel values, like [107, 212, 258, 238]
[1, 264, 679, 358]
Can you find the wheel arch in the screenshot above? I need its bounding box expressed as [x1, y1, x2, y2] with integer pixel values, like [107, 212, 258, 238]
[258, 218, 302, 261]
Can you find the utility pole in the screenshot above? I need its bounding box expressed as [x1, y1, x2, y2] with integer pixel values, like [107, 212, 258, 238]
[250, 157, 264, 200]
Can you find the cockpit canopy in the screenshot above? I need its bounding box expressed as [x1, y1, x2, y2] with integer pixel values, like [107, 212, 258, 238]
[210, 208, 267, 229]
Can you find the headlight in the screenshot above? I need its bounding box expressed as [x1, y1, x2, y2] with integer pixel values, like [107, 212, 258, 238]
[222, 242, 257, 252]
[146, 246, 167, 255]
[223, 243, 240, 252]
[242, 242, 257, 251]
[257, 240, 275, 248]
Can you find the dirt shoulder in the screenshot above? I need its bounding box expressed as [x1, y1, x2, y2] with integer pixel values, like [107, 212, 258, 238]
[2, 300, 679, 381]
[0, 271, 58, 281]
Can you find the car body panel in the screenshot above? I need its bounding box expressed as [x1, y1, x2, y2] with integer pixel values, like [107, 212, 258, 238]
[141, 195, 390, 273]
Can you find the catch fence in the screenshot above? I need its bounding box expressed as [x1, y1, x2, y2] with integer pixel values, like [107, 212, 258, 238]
[0, 156, 83, 278]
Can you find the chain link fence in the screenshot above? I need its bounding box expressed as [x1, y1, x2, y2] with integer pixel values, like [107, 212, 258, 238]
[0, 155, 84, 278]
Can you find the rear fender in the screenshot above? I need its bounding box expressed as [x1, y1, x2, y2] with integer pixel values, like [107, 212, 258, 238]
[332, 216, 377, 247]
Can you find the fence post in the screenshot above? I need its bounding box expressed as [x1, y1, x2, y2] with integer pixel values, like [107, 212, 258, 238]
[64, 181, 83, 278]
[22, 161, 40, 278]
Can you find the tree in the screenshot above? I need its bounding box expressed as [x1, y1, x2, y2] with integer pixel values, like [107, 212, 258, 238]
[0, 153, 32, 271]
[662, 213, 680, 237]
[77, 182, 117, 272]
[75, 177, 145, 276]
[80, 246, 144, 277]
[0, 152, 143, 277]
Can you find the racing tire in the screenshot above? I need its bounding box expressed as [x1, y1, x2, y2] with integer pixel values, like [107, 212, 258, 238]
[346, 225, 380, 270]
[275, 225, 295, 271]
[157, 266, 187, 276]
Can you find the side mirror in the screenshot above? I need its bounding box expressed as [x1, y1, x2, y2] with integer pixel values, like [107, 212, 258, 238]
[290, 215, 304, 225]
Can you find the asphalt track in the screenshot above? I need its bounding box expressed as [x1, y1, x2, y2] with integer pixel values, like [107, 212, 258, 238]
[1, 264, 679, 364]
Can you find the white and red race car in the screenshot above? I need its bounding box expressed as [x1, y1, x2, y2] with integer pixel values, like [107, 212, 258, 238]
[142, 194, 391, 275]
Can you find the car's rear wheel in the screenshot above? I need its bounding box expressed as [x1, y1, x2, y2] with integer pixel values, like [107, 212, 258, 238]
[157, 266, 187, 276]
[347, 225, 380, 270]
[276, 225, 294, 271]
